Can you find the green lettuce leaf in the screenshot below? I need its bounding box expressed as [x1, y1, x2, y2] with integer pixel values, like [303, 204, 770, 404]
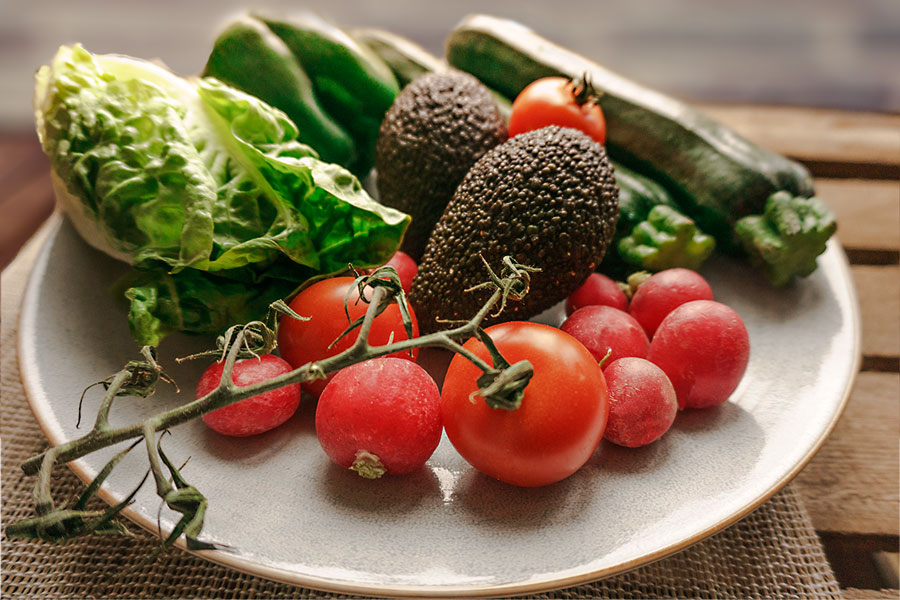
[119, 268, 302, 347]
[35, 45, 409, 345]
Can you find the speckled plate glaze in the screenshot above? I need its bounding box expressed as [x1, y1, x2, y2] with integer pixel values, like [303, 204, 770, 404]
[19, 215, 859, 598]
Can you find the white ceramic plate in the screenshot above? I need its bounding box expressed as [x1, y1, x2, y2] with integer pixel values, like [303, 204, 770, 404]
[19, 215, 859, 598]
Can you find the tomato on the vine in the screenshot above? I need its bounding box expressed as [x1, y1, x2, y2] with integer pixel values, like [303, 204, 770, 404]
[441, 322, 609, 487]
[277, 277, 418, 398]
[375, 250, 418, 294]
[508, 76, 607, 144]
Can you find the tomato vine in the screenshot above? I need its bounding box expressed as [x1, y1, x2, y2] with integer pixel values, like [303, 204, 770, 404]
[8, 257, 538, 552]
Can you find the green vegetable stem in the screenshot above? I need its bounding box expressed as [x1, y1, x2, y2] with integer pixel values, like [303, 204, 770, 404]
[348, 27, 445, 87]
[735, 191, 837, 287]
[348, 28, 515, 127]
[8, 257, 537, 551]
[603, 161, 715, 275]
[618, 205, 716, 273]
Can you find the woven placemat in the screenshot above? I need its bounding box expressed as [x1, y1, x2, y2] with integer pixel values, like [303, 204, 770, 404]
[1, 220, 844, 600]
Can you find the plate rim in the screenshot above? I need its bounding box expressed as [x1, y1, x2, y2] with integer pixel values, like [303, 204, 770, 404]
[16, 213, 861, 599]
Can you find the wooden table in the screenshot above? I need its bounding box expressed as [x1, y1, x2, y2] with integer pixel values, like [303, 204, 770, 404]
[1, 106, 898, 597]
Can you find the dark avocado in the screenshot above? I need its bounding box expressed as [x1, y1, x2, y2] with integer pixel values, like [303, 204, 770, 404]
[410, 126, 619, 333]
[375, 71, 507, 261]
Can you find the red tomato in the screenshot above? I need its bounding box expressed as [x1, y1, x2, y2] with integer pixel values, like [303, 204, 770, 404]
[508, 76, 607, 144]
[628, 268, 714, 337]
[566, 272, 628, 316]
[368, 250, 418, 294]
[278, 277, 419, 398]
[647, 300, 750, 409]
[197, 355, 301, 437]
[441, 322, 608, 487]
[603, 357, 678, 447]
[560, 305, 649, 367]
[316, 358, 442, 477]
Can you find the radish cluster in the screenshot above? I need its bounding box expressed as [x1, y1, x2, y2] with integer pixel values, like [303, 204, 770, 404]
[560, 269, 750, 447]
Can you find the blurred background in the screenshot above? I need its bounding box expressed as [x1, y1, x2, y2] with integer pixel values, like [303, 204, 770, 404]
[2, 0, 899, 131]
[1, 0, 898, 268]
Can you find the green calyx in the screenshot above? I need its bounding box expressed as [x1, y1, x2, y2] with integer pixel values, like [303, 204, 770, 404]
[618, 205, 716, 272]
[476, 360, 534, 411]
[735, 191, 837, 286]
[570, 72, 602, 106]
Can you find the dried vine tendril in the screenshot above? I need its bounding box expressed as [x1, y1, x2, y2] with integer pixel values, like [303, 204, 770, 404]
[8, 256, 538, 554]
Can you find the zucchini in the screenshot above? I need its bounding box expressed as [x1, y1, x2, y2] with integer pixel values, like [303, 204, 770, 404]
[348, 28, 445, 87]
[446, 15, 833, 284]
[612, 161, 681, 237]
[351, 28, 513, 121]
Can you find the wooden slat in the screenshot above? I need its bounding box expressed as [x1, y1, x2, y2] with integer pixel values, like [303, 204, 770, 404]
[820, 533, 900, 590]
[699, 104, 900, 175]
[0, 171, 54, 271]
[843, 589, 900, 600]
[0, 131, 37, 161]
[0, 133, 46, 195]
[817, 179, 900, 254]
[852, 266, 900, 360]
[794, 372, 899, 536]
[874, 552, 900, 590]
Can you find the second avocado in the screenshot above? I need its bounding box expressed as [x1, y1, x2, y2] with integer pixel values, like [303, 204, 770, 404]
[410, 126, 619, 333]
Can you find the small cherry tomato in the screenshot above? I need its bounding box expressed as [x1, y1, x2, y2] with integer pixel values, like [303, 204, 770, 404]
[561, 305, 649, 366]
[566, 272, 628, 316]
[508, 76, 607, 144]
[197, 355, 301, 437]
[647, 300, 750, 409]
[603, 357, 678, 447]
[316, 358, 442, 478]
[278, 277, 419, 398]
[441, 322, 609, 487]
[628, 268, 714, 337]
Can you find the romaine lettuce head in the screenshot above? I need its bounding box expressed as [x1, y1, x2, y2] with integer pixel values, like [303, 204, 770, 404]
[34, 44, 409, 345]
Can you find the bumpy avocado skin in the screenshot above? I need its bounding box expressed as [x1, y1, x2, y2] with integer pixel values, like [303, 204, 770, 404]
[410, 126, 619, 333]
[375, 71, 507, 261]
